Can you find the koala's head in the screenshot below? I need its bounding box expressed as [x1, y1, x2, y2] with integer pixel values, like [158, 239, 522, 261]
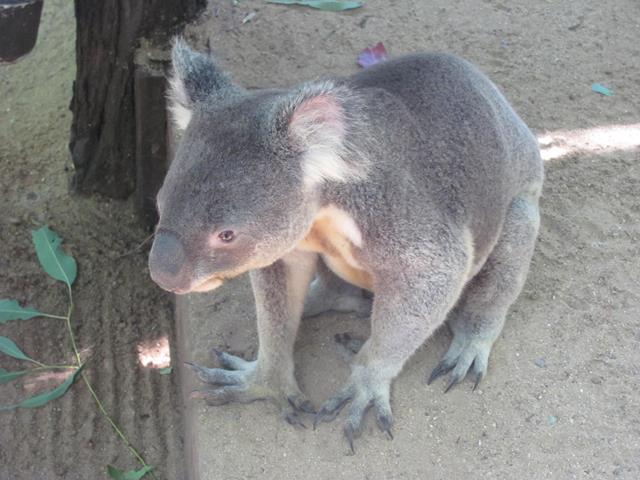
[148, 39, 367, 294]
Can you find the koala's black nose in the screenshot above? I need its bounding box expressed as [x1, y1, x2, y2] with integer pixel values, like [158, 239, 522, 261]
[148, 231, 188, 292]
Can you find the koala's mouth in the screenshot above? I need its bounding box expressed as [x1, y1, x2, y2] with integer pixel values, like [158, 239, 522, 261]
[174, 258, 263, 295]
[189, 276, 225, 293]
[185, 276, 225, 293]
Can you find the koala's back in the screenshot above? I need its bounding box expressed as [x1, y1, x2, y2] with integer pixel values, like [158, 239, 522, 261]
[341, 53, 543, 257]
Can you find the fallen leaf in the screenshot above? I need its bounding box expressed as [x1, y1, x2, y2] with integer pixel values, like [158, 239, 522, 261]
[31, 226, 77, 288]
[0, 299, 46, 323]
[18, 366, 82, 409]
[242, 11, 257, 23]
[107, 465, 153, 480]
[0, 336, 34, 362]
[357, 41, 388, 68]
[0, 368, 29, 385]
[591, 83, 613, 96]
[267, 1, 363, 12]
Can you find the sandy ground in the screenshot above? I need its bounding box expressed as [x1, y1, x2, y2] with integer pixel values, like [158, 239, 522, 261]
[1, 0, 639, 479]
[0, 1, 185, 479]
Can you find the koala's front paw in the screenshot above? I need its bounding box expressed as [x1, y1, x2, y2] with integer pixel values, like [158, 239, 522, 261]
[188, 349, 315, 428]
[314, 365, 393, 453]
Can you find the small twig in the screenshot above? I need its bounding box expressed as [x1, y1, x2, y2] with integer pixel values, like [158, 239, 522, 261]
[64, 285, 82, 368]
[81, 372, 155, 475]
[114, 233, 155, 260]
[26, 358, 48, 368]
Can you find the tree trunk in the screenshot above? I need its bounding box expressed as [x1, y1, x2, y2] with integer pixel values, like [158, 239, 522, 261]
[69, 0, 205, 198]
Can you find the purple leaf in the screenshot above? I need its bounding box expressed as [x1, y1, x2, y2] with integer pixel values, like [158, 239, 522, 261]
[357, 42, 388, 68]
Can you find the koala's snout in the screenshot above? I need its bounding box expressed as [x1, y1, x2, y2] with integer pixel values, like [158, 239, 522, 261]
[149, 230, 189, 293]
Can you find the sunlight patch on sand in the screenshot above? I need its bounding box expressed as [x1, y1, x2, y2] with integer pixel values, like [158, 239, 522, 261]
[137, 335, 171, 369]
[538, 123, 640, 161]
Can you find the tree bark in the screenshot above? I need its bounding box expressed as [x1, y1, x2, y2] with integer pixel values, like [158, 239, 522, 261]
[69, 0, 205, 198]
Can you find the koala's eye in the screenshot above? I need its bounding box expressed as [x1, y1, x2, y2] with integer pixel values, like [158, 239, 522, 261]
[218, 230, 235, 243]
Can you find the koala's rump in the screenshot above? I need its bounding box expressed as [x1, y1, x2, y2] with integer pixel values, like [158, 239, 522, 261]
[348, 52, 542, 265]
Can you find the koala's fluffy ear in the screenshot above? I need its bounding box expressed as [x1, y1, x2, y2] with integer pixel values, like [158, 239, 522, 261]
[286, 84, 367, 187]
[168, 38, 239, 130]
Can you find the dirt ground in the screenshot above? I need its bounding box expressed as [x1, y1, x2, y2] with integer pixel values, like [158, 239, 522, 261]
[0, 1, 184, 479]
[1, 0, 639, 479]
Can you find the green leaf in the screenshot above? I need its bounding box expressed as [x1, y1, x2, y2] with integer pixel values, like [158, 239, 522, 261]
[591, 83, 613, 96]
[18, 366, 82, 409]
[0, 368, 29, 385]
[267, 0, 363, 11]
[107, 465, 154, 480]
[158, 367, 172, 375]
[0, 336, 34, 362]
[31, 226, 77, 287]
[0, 299, 46, 323]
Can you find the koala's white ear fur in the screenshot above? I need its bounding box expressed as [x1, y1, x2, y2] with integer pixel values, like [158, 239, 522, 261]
[167, 76, 193, 131]
[288, 87, 365, 187]
[168, 37, 238, 130]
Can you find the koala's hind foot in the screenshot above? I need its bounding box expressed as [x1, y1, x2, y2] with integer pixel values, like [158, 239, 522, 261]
[335, 332, 365, 355]
[303, 260, 372, 318]
[188, 349, 315, 428]
[428, 196, 540, 391]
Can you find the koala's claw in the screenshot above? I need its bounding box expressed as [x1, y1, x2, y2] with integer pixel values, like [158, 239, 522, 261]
[288, 396, 316, 414]
[284, 410, 308, 429]
[426, 360, 455, 385]
[342, 402, 393, 453]
[444, 373, 463, 393]
[376, 409, 394, 440]
[313, 394, 350, 428]
[211, 348, 251, 370]
[472, 371, 484, 391]
[186, 361, 244, 386]
[334, 332, 365, 355]
[428, 338, 492, 392]
[344, 423, 356, 454]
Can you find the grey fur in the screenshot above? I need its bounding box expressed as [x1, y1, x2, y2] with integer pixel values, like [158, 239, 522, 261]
[149, 41, 543, 447]
[303, 259, 372, 318]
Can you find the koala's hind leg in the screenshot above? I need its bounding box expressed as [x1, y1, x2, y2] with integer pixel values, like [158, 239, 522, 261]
[428, 196, 540, 391]
[189, 250, 318, 427]
[303, 258, 373, 318]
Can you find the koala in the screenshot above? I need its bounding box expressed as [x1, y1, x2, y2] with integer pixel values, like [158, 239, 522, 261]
[149, 39, 543, 450]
